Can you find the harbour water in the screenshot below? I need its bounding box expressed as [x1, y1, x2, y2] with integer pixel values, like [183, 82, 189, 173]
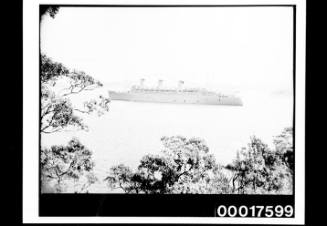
[41, 90, 293, 193]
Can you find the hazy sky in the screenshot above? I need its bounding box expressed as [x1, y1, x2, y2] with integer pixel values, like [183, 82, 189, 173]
[41, 7, 293, 93]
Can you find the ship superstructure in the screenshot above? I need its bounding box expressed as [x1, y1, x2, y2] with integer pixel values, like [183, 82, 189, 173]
[108, 79, 243, 106]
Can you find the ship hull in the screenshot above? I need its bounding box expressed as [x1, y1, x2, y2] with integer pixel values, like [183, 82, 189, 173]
[108, 91, 242, 106]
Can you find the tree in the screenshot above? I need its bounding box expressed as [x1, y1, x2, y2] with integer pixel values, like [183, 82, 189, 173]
[40, 6, 60, 19]
[40, 6, 110, 192]
[273, 127, 294, 173]
[105, 136, 231, 194]
[103, 164, 139, 193]
[226, 135, 293, 194]
[40, 54, 110, 192]
[79, 172, 98, 193]
[41, 138, 94, 193]
[104, 130, 293, 194]
[40, 54, 110, 134]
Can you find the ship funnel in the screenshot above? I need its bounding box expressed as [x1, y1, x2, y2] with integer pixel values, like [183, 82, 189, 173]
[178, 80, 184, 90]
[157, 79, 163, 89]
[139, 78, 145, 88]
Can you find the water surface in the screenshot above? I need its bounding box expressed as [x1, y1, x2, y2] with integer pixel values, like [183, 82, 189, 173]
[42, 91, 293, 193]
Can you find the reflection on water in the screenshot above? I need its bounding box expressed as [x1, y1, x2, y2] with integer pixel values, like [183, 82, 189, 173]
[41, 92, 293, 192]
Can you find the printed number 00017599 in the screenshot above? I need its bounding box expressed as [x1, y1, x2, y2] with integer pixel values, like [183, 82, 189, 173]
[216, 205, 294, 217]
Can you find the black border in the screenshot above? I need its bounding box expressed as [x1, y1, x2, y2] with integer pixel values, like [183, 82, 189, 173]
[39, 4, 297, 218]
[9, 0, 23, 223]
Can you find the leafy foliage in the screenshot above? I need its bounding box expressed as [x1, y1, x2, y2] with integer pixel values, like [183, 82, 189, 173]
[104, 164, 138, 193]
[105, 136, 231, 194]
[227, 136, 293, 194]
[40, 54, 110, 133]
[105, 129, 294, 194]
[79, 172, 98, 193]
[41, 138, 95, 192]
[40, 6, 60, 19]
[273, 127, 294, 173]
[40, 54, 110, 192]
[41, 54, 69, 83]
[41, 94, 87, 133]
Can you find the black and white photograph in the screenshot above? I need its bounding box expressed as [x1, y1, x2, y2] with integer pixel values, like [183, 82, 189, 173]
[40, 5, 294, 195]
[23, 0, 306, 224]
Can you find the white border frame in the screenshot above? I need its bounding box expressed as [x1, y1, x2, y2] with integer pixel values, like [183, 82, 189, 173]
[23, 0, 306, 224]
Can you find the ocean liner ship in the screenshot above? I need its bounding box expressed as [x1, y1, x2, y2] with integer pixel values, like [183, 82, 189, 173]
[108, 79, 243, 106]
